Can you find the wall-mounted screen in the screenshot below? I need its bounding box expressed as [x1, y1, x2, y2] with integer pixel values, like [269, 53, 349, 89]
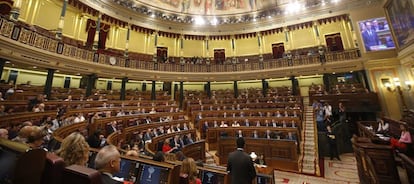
[385, 0, 414, 50]
[358, 17, 395, 52]
[137, 164, 169, 184]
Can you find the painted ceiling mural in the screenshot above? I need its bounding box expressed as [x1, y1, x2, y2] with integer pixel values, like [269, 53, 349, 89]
[137, 0, 286, 15]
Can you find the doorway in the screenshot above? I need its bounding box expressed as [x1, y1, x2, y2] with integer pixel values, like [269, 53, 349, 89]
[272, 43, 285, 59]
[214, 49, 225, 64]
[157, 47, 168, 63]
[325, 33, 344, 52]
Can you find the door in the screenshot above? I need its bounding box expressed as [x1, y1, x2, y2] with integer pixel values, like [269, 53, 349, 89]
[157, 47, 168, 63]
[64, 77, 71, 89]
[8, 70, 18, 85]
[214, 49, 225, 64]
[325, 33, 344, 52]
[272, 43, 285, 59]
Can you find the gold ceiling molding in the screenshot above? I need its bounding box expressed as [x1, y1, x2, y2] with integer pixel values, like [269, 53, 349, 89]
[78, 0, 382, 35]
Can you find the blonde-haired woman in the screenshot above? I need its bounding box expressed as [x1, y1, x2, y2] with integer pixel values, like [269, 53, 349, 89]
[179, 157, 201, 184]
[56, 132, 90, 166]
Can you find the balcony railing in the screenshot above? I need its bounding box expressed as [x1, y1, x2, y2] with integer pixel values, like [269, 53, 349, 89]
[0, 16, 361, 73]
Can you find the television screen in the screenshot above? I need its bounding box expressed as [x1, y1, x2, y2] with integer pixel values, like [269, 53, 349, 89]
[87, 152, 98, 169]
[256, 173, 273, 184]
[200, 170, 225, 184]
[358, 17, 395, 52]
[114, 158, 140, 182]
[137, 164, 169, 184]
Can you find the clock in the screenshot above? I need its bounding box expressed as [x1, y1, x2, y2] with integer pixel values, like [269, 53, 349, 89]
[109, 57, 117, 65]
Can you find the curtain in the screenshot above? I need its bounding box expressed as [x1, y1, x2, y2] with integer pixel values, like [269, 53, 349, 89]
[86, 19, 110, 49]
[0, 0, 13, 15]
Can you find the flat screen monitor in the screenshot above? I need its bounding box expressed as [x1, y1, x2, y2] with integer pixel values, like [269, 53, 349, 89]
[137, 164, 169, 184]
[114, 158, 140, 183]
[358, 17, 395, 52]
[200, 170, 225, 184]
[87, 152, 98, 169]
[256, 173, 274, 184]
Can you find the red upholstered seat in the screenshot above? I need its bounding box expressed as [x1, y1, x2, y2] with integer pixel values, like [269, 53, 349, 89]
[41, 152, 65, 184]
[13, 148, 47, 184]
[62, 165, 102, 184]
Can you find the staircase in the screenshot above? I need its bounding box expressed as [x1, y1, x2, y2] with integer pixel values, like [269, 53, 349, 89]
[299, 97, 320, 175]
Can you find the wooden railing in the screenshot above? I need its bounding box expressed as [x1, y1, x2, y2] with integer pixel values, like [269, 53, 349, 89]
[310, 92, 380, 112]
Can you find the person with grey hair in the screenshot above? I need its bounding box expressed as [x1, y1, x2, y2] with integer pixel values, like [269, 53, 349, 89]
[0, 129, 8, 139]
[94, 145, 122, 184]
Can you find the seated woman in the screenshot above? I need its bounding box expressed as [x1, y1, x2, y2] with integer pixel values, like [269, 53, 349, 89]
[162, 138, 177, 153]
[179, 157, 201, 184]
[376, 119, 389, 134]
[56, 132, 90, 166]
[255, 154, 266, 165]
[390, 125, 412, 152]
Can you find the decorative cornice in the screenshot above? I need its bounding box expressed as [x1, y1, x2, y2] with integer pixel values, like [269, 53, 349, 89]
[78, 0, 382, 35]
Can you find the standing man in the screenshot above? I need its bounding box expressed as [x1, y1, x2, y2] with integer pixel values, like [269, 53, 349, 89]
[227, 137, 256, 184]
[362, 21, 380, 51]
[95, 145, 122, 184]
[327, 126, 341, 161]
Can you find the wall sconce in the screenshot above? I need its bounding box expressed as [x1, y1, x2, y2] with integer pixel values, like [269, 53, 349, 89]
[382, 78, 412, 92]
[405, 81, 412, 91]
[382, 77, 411, 110]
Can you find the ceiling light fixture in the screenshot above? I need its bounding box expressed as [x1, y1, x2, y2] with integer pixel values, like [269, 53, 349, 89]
[285, 1, 303, 14]
[194, 16, 205, 25]
[211, 17, 218, 25]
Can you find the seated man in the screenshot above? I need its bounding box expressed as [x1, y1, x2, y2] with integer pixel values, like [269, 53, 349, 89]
[95, 145, 122, 184]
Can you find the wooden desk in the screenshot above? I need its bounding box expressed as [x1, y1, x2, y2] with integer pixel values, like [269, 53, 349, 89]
[352, 136, 400, 184]
[217, 137, 298, 172]
[206, 127, 300, 151]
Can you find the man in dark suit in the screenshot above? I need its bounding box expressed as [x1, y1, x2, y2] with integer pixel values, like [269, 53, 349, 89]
[227, 137, 256, 184]
[95, 145, 122, 184]
[362, 21, 380, 51]
[327, 126, 341, 161]
[106, 121, 117, 135]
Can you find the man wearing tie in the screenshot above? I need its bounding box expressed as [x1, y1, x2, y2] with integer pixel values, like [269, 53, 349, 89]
[237, 130, 243, 138]
[107, 121, 117, 135]
[362, 21, 380, 51]
[252, 130, 259, 138]
[265, 130, 272, 139]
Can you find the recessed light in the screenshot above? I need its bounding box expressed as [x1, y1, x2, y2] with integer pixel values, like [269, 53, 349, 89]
[33, 66, 37, 68]
[5, 61, 10, 64]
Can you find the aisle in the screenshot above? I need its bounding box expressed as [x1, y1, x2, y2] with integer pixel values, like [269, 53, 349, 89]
[276, 153, 359, 184]
[299, 97, 320, 175]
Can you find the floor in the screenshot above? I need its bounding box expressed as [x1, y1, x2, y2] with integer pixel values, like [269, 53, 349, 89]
[274, 153, 410, 184]
[275, 153, 359, 184]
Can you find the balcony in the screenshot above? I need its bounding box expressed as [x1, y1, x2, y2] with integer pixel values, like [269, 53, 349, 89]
[0, 16, 364, 81]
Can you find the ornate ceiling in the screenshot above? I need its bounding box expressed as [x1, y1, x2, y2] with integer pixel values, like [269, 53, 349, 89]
[80, 0, 381, 35]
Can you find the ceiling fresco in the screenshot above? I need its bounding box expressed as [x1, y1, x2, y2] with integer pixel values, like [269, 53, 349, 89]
[137, 0, 281, 15]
